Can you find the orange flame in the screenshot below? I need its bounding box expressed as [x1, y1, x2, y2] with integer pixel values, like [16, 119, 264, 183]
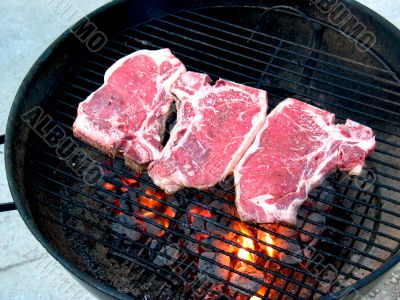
[250, 286, 268, 300]
[237, 223, 255, 262]
[265, 233, 275, 257]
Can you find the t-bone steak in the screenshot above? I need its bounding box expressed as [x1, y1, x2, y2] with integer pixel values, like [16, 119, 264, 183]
[148, 72, 268, 194]
[73, 48, 186, 171]
[234, 98, 376, 224]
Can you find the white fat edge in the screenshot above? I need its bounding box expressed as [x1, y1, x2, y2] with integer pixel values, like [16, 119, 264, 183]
[221, 89, 267, 180]
[149, 168, 185, 194]
[238, 192, 303, 224]
[104, 48, 173, 82]
[74, 91, 124, 144]
[73, 113, 120, 150]
[306, 107, 375, 175]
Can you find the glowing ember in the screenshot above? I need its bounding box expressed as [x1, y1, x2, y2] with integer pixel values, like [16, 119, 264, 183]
[139, 196, 176, 237]
[250, 285, 268, 300]
[103, 182, 117, 191]
[237, 223, 255, 262]
[189, 207, 212, 225]
[138, 188, 164, 211]
[120, 177, 138, 186]
[112, 199, 124, 216]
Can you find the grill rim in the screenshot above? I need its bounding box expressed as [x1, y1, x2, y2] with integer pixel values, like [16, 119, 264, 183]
[5, 0, 400, 299]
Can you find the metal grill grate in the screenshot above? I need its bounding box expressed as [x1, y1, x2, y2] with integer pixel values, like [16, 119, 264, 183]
[24, 5, 400, 299]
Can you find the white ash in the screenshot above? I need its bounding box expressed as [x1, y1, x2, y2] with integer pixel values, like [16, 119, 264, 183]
[229, 266, 264, 295]
[198, 252, 231, 283]
[149, 239, 158, 249]
[184, 239, 200, 254]
[275, 238, 303, 265]
[111, 214, 142, 241]
[153, 244, 181, 267]
[300, 213, 326, 243]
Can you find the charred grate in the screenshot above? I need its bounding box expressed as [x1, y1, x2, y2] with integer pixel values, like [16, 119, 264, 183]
[23, 5, 400, 300]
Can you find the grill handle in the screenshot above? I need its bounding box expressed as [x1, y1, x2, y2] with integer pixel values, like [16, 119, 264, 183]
[0, 134, 17, 212]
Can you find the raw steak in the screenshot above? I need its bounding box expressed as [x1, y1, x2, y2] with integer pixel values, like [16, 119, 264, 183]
[73, 48, 186, 171]
[234, 98, 375, 224]
[148, 72, 268, 194]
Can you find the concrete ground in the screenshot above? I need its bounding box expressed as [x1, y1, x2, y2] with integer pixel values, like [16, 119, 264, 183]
[0, 0, 399, 299]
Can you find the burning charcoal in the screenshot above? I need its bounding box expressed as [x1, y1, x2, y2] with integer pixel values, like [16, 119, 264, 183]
[205, 218, 235, 239]
[300, 213, 326, 243]
[317, 184, 336, 211]
[275, 238, 303, 265]
[205, 201, 236, 238]
[112, 214, 142, 241]
[277, 225, 299, 238]
[202, 237, 237, 254]
[198, 252, 231, 283]
[188, 205, 212, 232]
[296, 208, 308, 228]
[153, 244, 181, 267]
[209, 200, 235, 215]
[145, 220, 168, 238]
[229, 266, 264, 295]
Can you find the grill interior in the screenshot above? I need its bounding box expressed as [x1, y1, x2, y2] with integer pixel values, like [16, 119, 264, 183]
[21, 5, 400, 300]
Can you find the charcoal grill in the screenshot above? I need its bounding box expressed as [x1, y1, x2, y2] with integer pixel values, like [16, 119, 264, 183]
[3, 0, 400, 299]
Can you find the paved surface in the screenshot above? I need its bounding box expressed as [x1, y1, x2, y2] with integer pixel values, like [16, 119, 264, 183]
[0, 0, 399, 299]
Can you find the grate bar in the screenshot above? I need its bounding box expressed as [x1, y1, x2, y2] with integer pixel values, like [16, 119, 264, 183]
[74, 56, 400, 161]
[150, 17, 400, 109]
[33, 175, 328, 297]
[184, 10, 399, 80]
[114, 31, 400, 138]
[33, 148, 383, 271]
[123, 28, 400, 128]
[165, 14, 400, 96]
[37, 114, 400, 251]
[50, 101, 400, 220]
[87, 41, 400, 147]
[31, 148, 381, 276]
